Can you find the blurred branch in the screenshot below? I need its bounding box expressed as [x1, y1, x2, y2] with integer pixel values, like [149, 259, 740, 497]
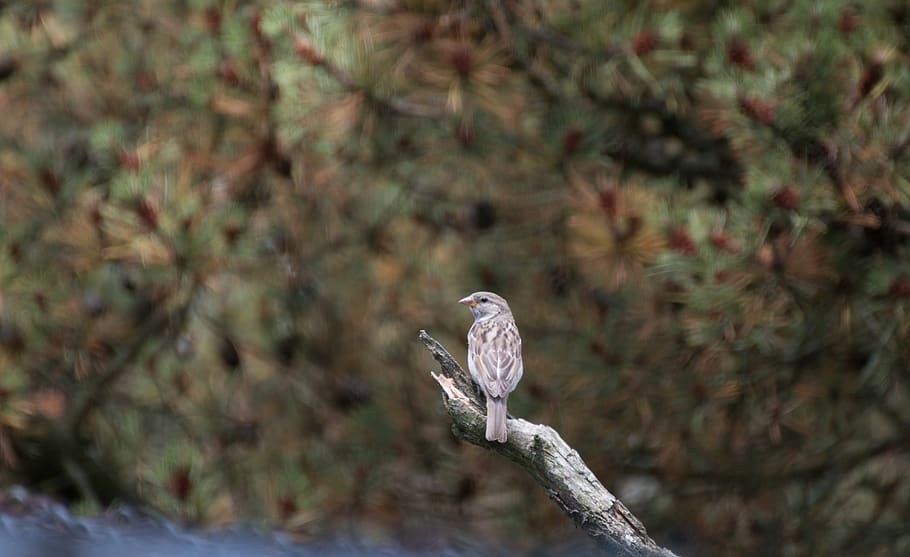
[516, 24, 625, 61]
[580, 91, 744, 190]
[618, 430, 906, 490]
[891, 125, 910, 160]
[419, 330, 678, 557]
[305, 47, 443, 118]
[66, 287, 196, 436]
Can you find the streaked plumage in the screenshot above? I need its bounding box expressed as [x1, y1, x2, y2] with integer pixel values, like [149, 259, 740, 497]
[459, 291, 523, 442]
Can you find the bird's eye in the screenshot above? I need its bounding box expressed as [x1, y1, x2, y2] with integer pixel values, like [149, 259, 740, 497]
[480, 297, 489, 303]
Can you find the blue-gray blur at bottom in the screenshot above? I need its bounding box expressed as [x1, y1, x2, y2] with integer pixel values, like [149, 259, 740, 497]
[0, 487, 605, 557]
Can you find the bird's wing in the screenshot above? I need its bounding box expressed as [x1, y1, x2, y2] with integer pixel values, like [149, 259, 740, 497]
[470, 318, 523, 398]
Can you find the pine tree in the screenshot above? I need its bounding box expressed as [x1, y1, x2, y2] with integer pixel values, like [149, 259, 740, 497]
[1, 1, 908, 555]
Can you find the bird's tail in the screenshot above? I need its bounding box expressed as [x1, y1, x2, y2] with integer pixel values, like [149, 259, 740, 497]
[486, 396, 508, 443]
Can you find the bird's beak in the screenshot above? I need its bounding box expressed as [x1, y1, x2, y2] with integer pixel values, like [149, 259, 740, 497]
[458, 295, 477, 307]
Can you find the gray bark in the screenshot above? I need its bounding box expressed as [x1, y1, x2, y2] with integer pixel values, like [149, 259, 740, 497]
[419, 330, 679, 557]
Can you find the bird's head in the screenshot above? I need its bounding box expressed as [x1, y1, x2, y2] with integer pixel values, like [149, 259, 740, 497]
[458, 291, 511, 322]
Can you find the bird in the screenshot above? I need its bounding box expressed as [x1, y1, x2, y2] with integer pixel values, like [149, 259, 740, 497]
[458, 291, 523, 442]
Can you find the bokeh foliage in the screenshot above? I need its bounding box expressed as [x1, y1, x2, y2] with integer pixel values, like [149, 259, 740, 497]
[1, 1, 910, 555]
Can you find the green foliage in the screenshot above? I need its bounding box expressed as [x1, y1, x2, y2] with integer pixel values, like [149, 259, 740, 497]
[1, 0, 910, 555]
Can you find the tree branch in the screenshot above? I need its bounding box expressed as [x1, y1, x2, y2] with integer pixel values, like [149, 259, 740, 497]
[418, 330, 678, 557]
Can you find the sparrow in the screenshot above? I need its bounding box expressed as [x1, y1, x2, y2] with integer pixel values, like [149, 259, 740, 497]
[458, 291, 523, 443]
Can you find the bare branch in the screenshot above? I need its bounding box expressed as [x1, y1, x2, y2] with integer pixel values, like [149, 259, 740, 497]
[419, 330, 678, 557]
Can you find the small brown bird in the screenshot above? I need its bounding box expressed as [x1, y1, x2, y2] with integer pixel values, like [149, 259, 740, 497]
[458, 291, 523, 442]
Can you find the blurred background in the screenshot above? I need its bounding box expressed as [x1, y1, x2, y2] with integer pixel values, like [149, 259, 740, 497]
[1, 1, 909, 556]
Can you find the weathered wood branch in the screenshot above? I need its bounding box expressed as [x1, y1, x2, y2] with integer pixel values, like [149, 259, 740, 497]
[419, 330, 678, 557]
